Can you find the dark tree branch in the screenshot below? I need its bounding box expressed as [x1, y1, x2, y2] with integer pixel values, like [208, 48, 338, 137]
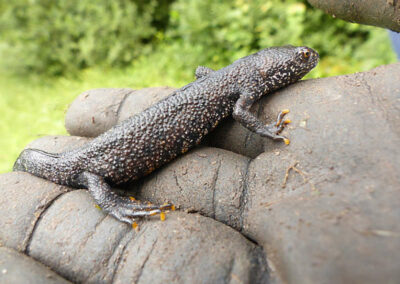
[307, 0, 400, 32]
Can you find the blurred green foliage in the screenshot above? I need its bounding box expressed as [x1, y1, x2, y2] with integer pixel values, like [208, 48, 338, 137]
[165, 0, 395, 76]
[0, 0, 396, 76]
[0, 0, 173, 75]
[0, 0, 397, 172]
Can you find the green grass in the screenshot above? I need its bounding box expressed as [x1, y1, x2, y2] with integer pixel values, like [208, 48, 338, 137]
[0, 31, 397, 173]
[0, 52, 194, 173]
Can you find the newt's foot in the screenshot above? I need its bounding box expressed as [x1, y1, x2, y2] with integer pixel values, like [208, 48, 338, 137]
[80, 171, 175, 226]
[259, 109, 291, 144]
[104, 197, 174, 226]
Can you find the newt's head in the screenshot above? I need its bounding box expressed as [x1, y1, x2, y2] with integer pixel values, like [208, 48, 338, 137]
[289, 45, 319, 77]
[256, 45, 319, 86]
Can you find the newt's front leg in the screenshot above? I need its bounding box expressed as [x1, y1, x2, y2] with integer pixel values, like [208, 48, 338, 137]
[195, 66, 215, 79]
[232, 91, 291, 144]
[77, 172, 173, 226]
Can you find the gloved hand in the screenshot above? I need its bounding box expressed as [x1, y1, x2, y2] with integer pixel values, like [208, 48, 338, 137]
[1, 63, 399, 283]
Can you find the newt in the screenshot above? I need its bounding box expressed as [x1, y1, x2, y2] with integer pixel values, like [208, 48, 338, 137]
[14, 46, 319, 225]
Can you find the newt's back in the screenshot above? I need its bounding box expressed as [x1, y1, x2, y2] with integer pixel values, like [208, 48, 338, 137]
[74, 71, 242, 184]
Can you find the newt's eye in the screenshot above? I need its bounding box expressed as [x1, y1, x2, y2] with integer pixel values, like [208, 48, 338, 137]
[303, 51, 310, 58]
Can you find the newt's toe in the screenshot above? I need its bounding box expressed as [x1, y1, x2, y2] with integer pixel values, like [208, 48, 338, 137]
[160, 212, 166, 221]
[275, 109, 291, 127]
[160, 203, 174, 210]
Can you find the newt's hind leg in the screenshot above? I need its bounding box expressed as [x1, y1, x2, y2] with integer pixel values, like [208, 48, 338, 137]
[77, 171, 174, 226]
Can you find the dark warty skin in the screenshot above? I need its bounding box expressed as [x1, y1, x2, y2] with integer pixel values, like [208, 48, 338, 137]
[14, 46, 319, 226]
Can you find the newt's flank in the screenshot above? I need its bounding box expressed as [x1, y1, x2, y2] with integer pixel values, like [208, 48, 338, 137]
[14, 46, 319, 226]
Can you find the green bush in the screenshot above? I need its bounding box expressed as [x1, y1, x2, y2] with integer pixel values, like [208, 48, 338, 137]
[165, 0, 395, 76]
[168, 0, 394, 75]
[0, 0, 171, 75]
[0, 0, 396, 76]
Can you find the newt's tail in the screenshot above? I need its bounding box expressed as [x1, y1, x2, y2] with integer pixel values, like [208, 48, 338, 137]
[13, 148, 63, 183]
